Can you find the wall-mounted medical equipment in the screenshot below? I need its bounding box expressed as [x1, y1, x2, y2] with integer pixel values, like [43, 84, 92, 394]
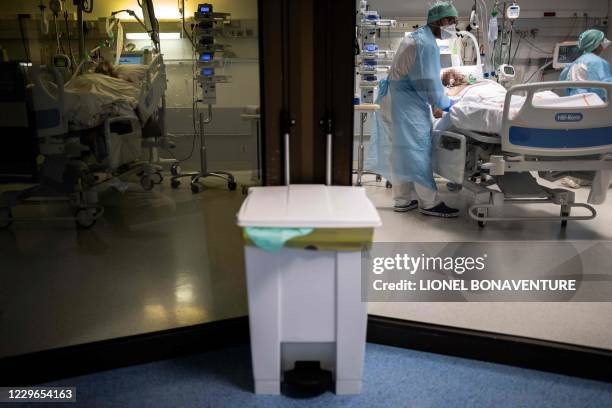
[170, 3, 237, 193]
[506, 3, 520, 20]
[355, 1, 396, 104]
[52, 53, 71, 69]
[553, 41, 581, 70]
[192, 3, 230, 105]
[496, 64, 515, 82]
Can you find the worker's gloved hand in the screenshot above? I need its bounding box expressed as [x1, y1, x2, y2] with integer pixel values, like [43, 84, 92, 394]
[442, 99, 458, 113]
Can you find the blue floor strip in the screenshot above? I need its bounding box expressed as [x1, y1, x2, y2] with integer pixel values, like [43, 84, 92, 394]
[38, 343, 612, 407]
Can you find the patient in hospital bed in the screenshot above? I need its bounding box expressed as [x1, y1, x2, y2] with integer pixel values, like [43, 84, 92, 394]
[434, 69, 607, 190]
[58, 60, 151, 131]
[433, 68, 605, 134]
[94, 60, 149, 84]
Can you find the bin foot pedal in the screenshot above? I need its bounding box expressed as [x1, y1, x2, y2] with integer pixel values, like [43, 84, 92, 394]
[283, 361, 333, 397]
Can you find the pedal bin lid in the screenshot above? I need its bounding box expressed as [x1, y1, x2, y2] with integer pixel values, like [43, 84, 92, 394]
[237, 185, 382, 229]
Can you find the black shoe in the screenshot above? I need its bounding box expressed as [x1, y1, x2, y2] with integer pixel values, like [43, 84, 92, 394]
[419, 202, 459, 218]
[394, 200, 418, 212]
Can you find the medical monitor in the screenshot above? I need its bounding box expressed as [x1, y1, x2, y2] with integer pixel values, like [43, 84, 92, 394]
[553, 41, 581, 70]
[119, 53, 144, 64]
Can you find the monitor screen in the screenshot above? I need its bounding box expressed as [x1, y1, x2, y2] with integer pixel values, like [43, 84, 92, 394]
[557, 44, 581, 64]
[553, 42, 581, 69]
[119, 54, 143, 65]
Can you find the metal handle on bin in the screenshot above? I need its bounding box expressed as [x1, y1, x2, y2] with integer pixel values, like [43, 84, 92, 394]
[324, 116, 333, 186]
[283, 113, 295, 185]
[284, 132, 291, 185]
[326, 131, 332, 186]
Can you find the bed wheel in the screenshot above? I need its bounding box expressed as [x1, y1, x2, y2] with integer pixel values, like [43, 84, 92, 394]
[0, 208, 13, 229]
[561, 206, 570, 228]
[152, 172, 163, 184]
[75, 208, 96, 229]
[228, 181, 237, 191]
[386, 181, 392, 189]
[140, 175, 154, 191]
[242, 185, 249, 195]
[170, 163, 181, 176]
[191, 183, 201, 194]
[171, 179, 181, 189]
[477, 208, 487, 228]
[376, 175, 382, 182]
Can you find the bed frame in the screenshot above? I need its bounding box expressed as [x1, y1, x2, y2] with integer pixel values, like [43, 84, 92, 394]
[0, 55, 171, 229]
[432, 81, 612, 227]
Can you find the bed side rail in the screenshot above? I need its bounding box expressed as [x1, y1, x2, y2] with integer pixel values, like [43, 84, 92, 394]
[29, 65, 67, 138]
[501, 81, 612, 157]
[138, 54, 167, 123]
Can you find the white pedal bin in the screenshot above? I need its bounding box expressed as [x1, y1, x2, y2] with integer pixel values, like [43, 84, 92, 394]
[237, 185, 382, 395]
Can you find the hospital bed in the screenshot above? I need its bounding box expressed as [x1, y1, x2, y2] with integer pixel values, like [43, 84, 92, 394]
[432, 81, 612, 227]
[0, 55, 171, 228]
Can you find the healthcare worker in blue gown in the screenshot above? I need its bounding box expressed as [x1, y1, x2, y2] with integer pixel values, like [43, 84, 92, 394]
[365, 1, 459, 218]
[560, 29, 612, 101]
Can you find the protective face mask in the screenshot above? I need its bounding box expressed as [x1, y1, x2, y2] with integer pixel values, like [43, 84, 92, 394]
[603, 38, 611, 50]
[440, 24, 457, 41]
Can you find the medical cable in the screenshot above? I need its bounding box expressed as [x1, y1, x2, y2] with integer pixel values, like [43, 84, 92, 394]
[525, 59, 552, 83]
[560, 16, 578, 43]
[521, 36, 553, 55]
[17, 16, 31, 62]
[53, 15, 62, 53]
[510, 31, 522, 65]
[507, 23, 514, 65]
[179, 0, 195, 47]
[64, 10, 76, 72]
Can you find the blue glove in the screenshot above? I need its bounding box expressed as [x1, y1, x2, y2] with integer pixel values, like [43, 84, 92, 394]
[443, 99, 458, 113]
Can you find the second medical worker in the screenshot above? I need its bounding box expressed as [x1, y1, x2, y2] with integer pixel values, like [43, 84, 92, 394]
[561, 28, 612, 100]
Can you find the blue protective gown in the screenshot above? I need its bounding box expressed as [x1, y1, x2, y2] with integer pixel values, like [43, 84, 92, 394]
[365, 26, 450, 191]
[364, 78, 392, 182]
[560, 52, 612, 101]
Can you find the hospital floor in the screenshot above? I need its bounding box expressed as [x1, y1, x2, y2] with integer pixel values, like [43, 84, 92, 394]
[2, 169, 612, 359]
[38, 343, 612, 407]
[0, 171, 255, 358]
[361, 174, 612, 350]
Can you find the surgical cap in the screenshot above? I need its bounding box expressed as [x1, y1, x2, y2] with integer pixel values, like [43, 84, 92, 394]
[427, 1, 459, 24]
[578, 29, 605, 53]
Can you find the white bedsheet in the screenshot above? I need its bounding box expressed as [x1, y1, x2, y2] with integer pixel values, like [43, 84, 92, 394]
[434, 80, 605, 134]
[63, 73, 141, 131]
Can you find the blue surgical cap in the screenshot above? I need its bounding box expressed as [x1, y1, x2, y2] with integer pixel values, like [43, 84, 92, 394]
[578, 29, 605, 53]
[427, 1, 459, 24]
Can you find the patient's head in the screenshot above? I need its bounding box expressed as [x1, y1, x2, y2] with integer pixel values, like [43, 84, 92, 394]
[94, 60, 117, 78]
[442, 69, 467, 87]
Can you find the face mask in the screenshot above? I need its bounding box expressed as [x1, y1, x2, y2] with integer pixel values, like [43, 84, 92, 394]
[440, 24, 457, 41]
[603, 38, 611, 50]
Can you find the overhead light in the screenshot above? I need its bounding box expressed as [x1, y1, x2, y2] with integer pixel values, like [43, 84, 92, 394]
[126, 32, 181, 40]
